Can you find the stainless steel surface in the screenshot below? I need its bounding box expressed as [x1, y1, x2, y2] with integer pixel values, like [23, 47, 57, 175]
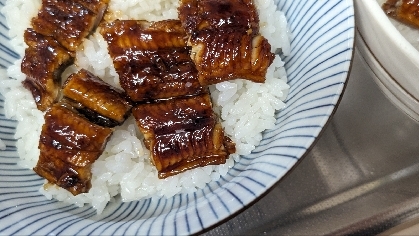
[205, 48, 419, 235]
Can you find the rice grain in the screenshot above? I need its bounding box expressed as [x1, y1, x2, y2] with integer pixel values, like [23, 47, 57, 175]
[1, 0, 290, 214]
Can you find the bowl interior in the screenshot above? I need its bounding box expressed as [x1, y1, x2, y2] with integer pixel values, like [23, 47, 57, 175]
[356, 32, 419, 121]
[355, 0, 419, 102]
[375, 0, 419, 51]
[0, 0, 354, 235]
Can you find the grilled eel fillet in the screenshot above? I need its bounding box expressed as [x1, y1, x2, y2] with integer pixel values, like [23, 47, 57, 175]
[32, 0, 109, 52]
[34, 102, 113, 195]
[102, 19, 235, 178]
[383, 0, 419, 28]
[22, 0, 109, 111]
[62, 69, 132, 127]
[178, 0, 274, 85]
[132, 94, 235, 179]
[21, 29, 74, 111]
[100, 20, 206, 102]
[34, 70, 131, 195]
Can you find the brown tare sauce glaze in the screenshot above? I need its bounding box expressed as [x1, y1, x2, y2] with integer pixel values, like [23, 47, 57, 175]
[101, 19, 236, 178]
[132, 94, 235, 179]
[178, 0, 274, 85]
[34, 102, 113, 195]
[33, 69, 132, 194]
[178, 0, 259, 33]
[21, 29, 74, 111]
[101, 20, 206, 102]
[22, 0, 109, 111]
[27, 0, 281, 191]
[62, 69, 132, 126]
[32, 0, 109, 51]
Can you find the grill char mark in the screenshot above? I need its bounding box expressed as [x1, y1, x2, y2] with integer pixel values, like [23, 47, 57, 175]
[22, 0, 109, 111]
[132, 94, 234, 179]
[178, 0, 274, 84]
[33, 102, 113, 195]
[21, 29, 74, 111]
[62, 69, 132, 126]
[32, 0, 109, 52]
[101, 20, 206, 102]
[102, 19, 236, 178]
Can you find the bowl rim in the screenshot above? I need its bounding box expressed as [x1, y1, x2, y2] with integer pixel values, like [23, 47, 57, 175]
[356, 29, 419, 122]
[200, 0, 356, 231]
[357, 0, 419, 69]
[0, 0, 356, 235]
[355, 0, 419, 119]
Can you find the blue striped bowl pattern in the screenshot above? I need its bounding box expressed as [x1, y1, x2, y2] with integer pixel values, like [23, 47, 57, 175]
[0, 0, 354, 235]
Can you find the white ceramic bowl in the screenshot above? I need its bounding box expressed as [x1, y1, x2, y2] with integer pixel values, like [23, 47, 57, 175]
[355, 0, 419, 120]
[0, 0, 354, 235]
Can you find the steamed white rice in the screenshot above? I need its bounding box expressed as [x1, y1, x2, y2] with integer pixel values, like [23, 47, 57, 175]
[0, 0, 290, 214]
